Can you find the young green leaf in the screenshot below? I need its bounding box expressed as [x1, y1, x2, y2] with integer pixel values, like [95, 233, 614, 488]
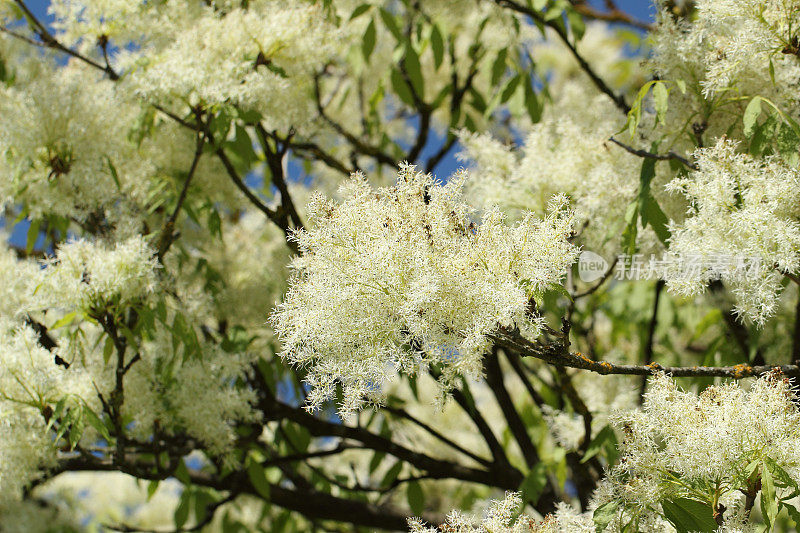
[362, 18, 377, 61]
[661, 498, 717, 533]
[743, 96, 762, 137]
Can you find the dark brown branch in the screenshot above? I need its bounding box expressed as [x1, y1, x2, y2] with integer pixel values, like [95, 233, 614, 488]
[288, 140, 353, 176]
[505, 350, 546, 406]
[153, 105, 199, 131]
[494, 0, 630, 115]
[492, 329, 800, 379]
[381, 405, 492, 467]
[313, 74, 396, 167]
[424, 47, 481, 174]
[53, 455, 420, 531]
[196, 118, 300, 254]
[156, 131, 205, 261]
[255, 125, 305, 232]
[11, 1, 119, 79]
[483, 347, 540, 469]
[573, 256, 619, 299]
[639, 280, 664, 401]
[709, 280, 763, 365]
[428, 366, 510, 469]
[568, 0, 652, 31]
[609, 137, 698, 170]
[265, 395, 522, 490]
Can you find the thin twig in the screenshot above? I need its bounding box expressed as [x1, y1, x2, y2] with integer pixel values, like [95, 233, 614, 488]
[11, 1, 119, 79]
[494, 0, 631, 115]
[156, 132, 205, 260]
[609, 137, 699, 170]
[639, 280, 664, 401]
[569, 0, 652, 31]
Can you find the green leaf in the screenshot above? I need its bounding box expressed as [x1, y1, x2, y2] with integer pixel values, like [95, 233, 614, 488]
[491, 49, 508, 86]
[26, 218, 41, 254]
[581, 425, 616, 464]
[566, 8, 585, 41]
[247, 460, 272, 500]
[51, 311, 78, 330]
[102, 336, 115, 364]
[762, 461, 779, 529]
[67, 405, 85, 450]
[174, 491, 192, 529]
[390, 68, 415, 106]
[174, 460, 191, 485]
[350, 3, 372, 19]
[369, 451, 386, 474]
[379, 8, 402, 41]
[403, 44, 424, 97]
[637, 155, 670, 245]
[519, 463, 547, 504]
[362, 18, 377, 61]
[641, 195, 670, 245]
[743, 96, 762, 138]
[769, 57, 776, 85]
[147, 480, 160, 502]
[653, 82, 668, 125]
[227, 124, 258, 173]
[524, 75, 542, 123]
[621, 201, 638, 257]
[775, 121, 800, 166]
[623, 80, 658, 137]
[406, 481, 424, 516]
[661, 498, 717, 533]
[207, 208, 222, 239]
[593, 500, 619, 532]
[83, 406, 111, 442]
[430, 24, 444, 69]
[500, 74, 521, 104]
[106, 156, 122, 190]
[381, 461, 403, 487]
[782, 501, 800, 527]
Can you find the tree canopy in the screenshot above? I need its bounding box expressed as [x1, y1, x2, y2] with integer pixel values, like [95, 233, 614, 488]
[1, 0, 800, 531]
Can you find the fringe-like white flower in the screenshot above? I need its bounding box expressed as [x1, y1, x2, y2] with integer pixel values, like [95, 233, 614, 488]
[272, 165, 578, 414]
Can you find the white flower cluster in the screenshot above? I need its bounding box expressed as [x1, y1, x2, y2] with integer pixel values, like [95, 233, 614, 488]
[459, 81, 670, 256]
[0, 405, 57, 502]
[272, 165, 578, 414]
[121, 330, 258, 456]
[651, 0, 800, 99]
[664, 139, 800, 323]
[0, 63, 147, 221]
[409, 492, 593, 533]
[602, 372, 800, 527]
[647, 0, 800, 153]
[40, 235, 159, 314]
[0, 325, 93, 408]
[47, 1, 346, 130]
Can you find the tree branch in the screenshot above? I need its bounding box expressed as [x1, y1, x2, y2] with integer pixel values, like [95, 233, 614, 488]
[568, 0, 652, 31]
[483, 347, 540, 469]
[492, 329, 800, 379]
[11, 1, 119, 79]
[156, 131, 205, 261]
[493, 0, 631, 115]
[639, 280, 664, 401]
[609, 137, 698, 170]
[381, 404, 492, 467]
